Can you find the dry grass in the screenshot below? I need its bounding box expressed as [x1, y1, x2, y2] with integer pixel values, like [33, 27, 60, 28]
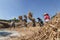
[1, 13, 60, 40]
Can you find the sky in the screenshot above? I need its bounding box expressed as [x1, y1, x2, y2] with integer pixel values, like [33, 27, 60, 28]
[0, 0, 60, 21]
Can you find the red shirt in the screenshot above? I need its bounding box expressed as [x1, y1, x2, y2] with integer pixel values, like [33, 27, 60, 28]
[44, 15, 50, 20]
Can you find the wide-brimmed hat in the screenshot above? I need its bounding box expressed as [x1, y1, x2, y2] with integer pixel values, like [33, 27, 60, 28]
[44, 13, 48, 15]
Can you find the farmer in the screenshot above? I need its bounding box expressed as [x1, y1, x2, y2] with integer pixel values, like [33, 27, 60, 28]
[32, 18, 36, 27]
[24, 15, 27, 22]
[44, 13, 50, 22]
[23, 15, 27, 27]
[28, 12, 36, 27]
[37, 17, 44, 27]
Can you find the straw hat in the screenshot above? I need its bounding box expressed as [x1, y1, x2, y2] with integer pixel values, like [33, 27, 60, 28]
[44, 13, 48, 15]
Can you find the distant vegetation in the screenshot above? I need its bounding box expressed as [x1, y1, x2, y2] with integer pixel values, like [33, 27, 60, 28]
[0, 18, 19, 23]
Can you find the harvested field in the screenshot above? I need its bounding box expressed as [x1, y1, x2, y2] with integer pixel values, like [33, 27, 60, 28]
[0, 13, 60, 40]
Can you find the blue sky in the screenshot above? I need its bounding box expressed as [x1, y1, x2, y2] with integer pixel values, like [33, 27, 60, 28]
[0, 0, 60, 21]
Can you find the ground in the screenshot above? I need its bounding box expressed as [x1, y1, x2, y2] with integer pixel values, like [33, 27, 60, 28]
[0, 13, 60, 40]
